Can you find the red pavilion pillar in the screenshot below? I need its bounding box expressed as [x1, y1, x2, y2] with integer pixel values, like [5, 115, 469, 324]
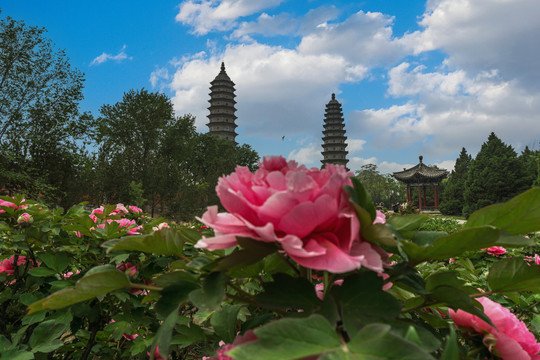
[434, 184, 439, 210]
[417, 185, 422, 210]
[422, 186, 427, 210]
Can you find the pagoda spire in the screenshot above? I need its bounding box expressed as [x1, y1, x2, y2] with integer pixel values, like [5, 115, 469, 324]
[321, 93, 348, 168]
[206, 62, 238, 144]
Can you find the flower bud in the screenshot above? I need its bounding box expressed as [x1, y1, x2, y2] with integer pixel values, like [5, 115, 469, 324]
[17, 213, 33, 225]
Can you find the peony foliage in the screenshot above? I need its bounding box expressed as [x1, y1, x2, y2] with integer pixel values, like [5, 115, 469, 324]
[0, 156, 540, 359]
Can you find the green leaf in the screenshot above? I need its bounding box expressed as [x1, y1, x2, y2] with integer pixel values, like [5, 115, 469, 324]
[38, 253, 70, 273]
[103, 228, 184, 256]
[411, 231, 447, 246]
[229, 315, 342, 360]
[189, 272, 227, 311]
[155, 281, 200, 317]
[441, 327, 459, 360]
[400, 226, 500, 265]
[425, 271, 465, 292]
[488, 257, 540, 293]
[27, 267, 57, 277]
[178, 227, 203, 244]
[0, 349, 34, 360]
[347, 323, 434, 360]
[466, 188, 540, 234]
[211, 237, 277, 272]
[339, 272, 402, 337]
[171, 323, 206, 347]
[345, 177, 377, 222]
[430, 286, 492, 325]
[387, 215, 428, 232]
[154, 271, 198, 288]
[255, 274, 320, 312]
[211, 304, 242, 344]
[151, 308, 178, 360]
[28, 266, 130, 313]
[0, 221, 11, 231]
[362, 223, 397, 247]
[29, 319, 69, 353]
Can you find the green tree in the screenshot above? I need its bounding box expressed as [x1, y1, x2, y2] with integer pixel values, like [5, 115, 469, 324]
[355, 164, 405, 207]
[439, 147, 471, 215]
[518, 145, 539, 189]
[463, 132, 527, 217]
[95, 89, 175, 213]
[0, 16, 90, 205]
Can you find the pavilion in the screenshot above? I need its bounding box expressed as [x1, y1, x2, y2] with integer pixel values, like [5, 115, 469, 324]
[393, 156, 448, 211]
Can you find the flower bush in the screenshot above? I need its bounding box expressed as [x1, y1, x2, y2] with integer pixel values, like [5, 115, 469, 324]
[1, 156, 540, 359]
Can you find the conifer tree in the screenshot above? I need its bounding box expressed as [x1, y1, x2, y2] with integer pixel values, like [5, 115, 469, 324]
[439, 147, 471, 215]
[519, 145, 539, 189]
[463, 132, 527, 217]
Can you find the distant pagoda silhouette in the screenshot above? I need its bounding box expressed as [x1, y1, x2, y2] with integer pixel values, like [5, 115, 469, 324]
[321, 93, 348, 168]
[206, 62, 238, 144]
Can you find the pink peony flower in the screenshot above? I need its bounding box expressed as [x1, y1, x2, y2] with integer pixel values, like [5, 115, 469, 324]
[128, 205, 143, 213]
[17, 213, 33, 224]
[116, 262, 138, 277]
[203, 330, 258, 360]
[0, 199, 18, 213]
[449, 258, 456, 264]
[486, 246, 507, 256]
[449, 297, 540, 359]
[0, 255, 37, 275]
[152, 222, 169, 231]
[63, 270, 81, 278]
[97, 219, 142, 235]
[195, 156, 387, 273]
[535, 254, 540, 266]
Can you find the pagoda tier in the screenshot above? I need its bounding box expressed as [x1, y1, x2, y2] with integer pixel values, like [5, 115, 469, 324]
[206, 62, 238, 144]
[321, 93, 349, 168]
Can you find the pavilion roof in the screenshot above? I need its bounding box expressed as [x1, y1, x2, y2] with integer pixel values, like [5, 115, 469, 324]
[393, 156, 448, 183]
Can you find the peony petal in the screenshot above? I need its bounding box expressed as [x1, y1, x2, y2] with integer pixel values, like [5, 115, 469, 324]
[195, 234, 239, 250]
[198, 206, 255, 237]
[258, 191, 299, 224]
[281, 236, 364, 273]
[278, 195, 338, 238]
[350, 242, 384, 273]
[492, 333, 531, 360]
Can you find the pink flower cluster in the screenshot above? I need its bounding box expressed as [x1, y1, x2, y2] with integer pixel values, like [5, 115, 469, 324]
[0, 255, 38, 279]
[196, 156, 388, 274]
[90, 204, 143, 235]
[486, 246, 507, 256]
[17, 213, 33, 224]
[449, 297, 540, 359]
[152, 222, 169, 231]
[0, 197, 27, 213]
[524, 254, 540, 265]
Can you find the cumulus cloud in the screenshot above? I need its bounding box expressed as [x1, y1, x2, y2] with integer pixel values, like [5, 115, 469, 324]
[298, 10, 411, 67]
[347, 139, 366, 154]
[287, 142, 321, 166]
[90, 45, 132, 66]
[349, 63, 540, 158]
[168, 42, 368, 135]
[149, 67, 170, 88]
[408, 0, 540, 89]
[176, 0, 285, 35]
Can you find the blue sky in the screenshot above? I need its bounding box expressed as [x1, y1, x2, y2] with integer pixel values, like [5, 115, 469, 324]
[3, 0, 540, 173]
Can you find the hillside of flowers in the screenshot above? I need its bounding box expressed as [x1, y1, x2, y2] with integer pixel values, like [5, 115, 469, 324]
[1, 156, 540, 359]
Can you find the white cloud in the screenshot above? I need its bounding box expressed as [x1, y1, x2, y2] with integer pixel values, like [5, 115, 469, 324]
[347, 139, 366, 154]
[149, 67, 170, 88]
[349, 63, 540, 158]
[168, 42, 368, 136]
[287, 142, 321, 166]
[409, 0, 540, 89]
[90, 45, 132, 66]
[298, 10, 411, 67]
[176, 0, 286, 35]
[231, 13, 297, 40]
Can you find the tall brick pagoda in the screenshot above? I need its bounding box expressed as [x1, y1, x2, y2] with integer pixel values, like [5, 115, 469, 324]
[321, 93, 349, 168]
[206, 62, 238, 144]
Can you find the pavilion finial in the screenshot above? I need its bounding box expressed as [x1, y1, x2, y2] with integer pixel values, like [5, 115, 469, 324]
[331, 93, 335, 100]
[221, 62, 225, 71]
[419, 155, 423, 164]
